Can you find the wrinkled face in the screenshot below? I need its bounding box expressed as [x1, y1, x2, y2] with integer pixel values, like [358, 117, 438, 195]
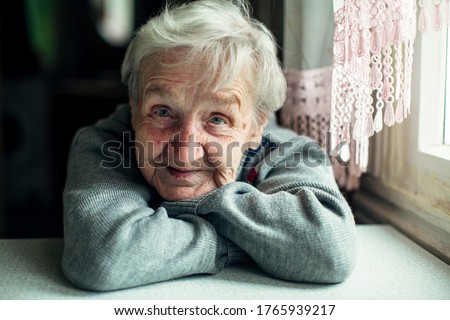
[131, 54, 266, 201]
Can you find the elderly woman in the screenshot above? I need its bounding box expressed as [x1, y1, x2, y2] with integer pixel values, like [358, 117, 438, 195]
[62, 0, 356, 291]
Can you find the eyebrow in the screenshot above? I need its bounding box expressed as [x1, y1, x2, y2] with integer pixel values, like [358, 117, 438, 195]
[143, 86, 170, 99]
[212, 93, 239, 105]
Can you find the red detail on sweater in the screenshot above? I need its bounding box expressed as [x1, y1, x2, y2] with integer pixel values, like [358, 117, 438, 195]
[246, 168, 258, 184]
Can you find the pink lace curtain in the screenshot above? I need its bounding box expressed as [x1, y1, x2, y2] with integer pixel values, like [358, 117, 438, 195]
[281, 0, 448, 191]
[418, 0, 450, 32]
[280, 68, 361, 190]
[330, 0, 417, 187]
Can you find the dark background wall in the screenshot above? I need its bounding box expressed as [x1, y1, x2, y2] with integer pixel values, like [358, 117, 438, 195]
[0, 0, 283, 238]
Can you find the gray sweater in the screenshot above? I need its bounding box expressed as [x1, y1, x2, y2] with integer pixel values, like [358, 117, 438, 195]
[62, 104, 356, 291]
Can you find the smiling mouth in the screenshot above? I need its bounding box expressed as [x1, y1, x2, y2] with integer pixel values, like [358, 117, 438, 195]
[166, 166, 199, 179]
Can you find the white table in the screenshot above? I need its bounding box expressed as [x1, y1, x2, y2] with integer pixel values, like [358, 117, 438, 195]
[1, 225, 449, 299]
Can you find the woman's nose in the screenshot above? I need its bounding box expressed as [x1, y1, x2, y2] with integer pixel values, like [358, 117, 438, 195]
[169, 121, 205, 168]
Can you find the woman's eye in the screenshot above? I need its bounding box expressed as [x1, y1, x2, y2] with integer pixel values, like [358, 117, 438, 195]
[148, 106, 177, 127]
[209, 116, 227, 125]
[155, 107, 171, 117]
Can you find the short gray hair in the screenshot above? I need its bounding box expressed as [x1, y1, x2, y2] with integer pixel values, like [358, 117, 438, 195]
[121, 0, 286, 124]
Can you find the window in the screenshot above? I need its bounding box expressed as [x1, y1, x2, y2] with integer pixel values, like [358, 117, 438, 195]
[353, 15, 450, 263]
[416, 22, 450, 168]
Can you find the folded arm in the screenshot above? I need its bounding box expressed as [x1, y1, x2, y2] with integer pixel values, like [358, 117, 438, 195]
[163, 136, 357, 283]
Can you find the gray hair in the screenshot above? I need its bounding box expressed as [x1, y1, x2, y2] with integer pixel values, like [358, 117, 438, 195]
[121, 0, 286, 124]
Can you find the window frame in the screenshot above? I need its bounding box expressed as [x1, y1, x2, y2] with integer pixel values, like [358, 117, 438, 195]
[445, 28, 450, 146]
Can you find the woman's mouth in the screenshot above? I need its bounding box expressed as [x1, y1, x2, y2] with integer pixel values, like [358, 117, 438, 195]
[166, 166, 198, 179]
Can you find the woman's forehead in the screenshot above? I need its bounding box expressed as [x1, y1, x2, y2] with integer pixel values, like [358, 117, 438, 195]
[141, 77, 247, 109]
[140, 56, 249, 98]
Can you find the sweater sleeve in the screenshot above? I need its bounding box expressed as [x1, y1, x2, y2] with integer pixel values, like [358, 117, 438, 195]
[61, 105, 228, 291]
[164, 136, 356, 284]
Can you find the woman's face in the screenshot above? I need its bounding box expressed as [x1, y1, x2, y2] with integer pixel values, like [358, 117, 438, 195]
[131, 55, 266, 201]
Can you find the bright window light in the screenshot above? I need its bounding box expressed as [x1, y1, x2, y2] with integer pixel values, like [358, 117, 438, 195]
[90, 0, 134, 47]
[445, 27, 450, 145]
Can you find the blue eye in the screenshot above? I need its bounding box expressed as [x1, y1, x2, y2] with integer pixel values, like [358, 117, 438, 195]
[155, 107, 171, 117]
[210, 116, 226, 125]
